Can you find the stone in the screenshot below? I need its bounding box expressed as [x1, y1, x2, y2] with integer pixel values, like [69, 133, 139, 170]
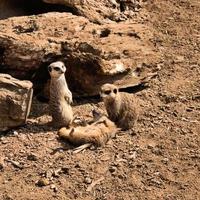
[50, 184, 58, 192]
[109, 166, 117, 174]
[37, 178, 50, 187]
[0, 74, 33, 132]
[27, 153, 38, 161]
[42, 0, 143, 23]
[84, 177, 92, 184]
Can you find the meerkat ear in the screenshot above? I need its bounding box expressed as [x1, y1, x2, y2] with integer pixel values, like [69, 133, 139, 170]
[48, 67, 52, 72]
[113, 88, 118, 94]
[69, 128, 75, 136]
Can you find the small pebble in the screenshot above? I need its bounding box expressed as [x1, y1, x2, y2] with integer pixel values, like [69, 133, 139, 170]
[162, 158, 169, 164]
[84, 177, 92, 184]
[27, 153, 38, 161]
[13, 131, 18, 136]
[37, 178, 50, 187]
[109, 166, 117, 174]
[50, 184, 58, 192]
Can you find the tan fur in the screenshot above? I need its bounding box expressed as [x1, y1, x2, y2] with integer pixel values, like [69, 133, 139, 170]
[48, 61, 73, 128]
[100, 83, 139, 130]
[58, 116, 118, 146]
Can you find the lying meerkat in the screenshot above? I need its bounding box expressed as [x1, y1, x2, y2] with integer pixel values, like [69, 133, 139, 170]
[100, 83, 139, 130]
[58, 116, 118, 146]
[48, 61, 73, 128]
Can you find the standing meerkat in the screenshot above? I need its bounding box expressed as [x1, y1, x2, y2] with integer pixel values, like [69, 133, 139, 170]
[100, 83, 139, 130]
[48, 61, 73, 128]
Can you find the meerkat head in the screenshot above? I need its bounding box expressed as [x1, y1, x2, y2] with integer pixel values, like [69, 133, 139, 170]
[48, 61, 66, 78]
[100, 83, 119, 102]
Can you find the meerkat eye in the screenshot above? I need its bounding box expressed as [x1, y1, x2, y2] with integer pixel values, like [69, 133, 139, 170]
[113, 88, 117, 94]
[54, 67, 60, 71]
[104, 90, 111, 95]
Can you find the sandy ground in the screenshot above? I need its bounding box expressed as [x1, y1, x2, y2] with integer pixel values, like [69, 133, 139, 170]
[0, 0, 200, 199]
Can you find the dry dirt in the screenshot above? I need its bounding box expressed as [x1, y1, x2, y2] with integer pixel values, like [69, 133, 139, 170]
[0, 0, 200, 199]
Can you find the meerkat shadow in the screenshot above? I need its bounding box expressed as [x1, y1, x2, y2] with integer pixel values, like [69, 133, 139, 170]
[26, 121, 59, 134]
[50, 139, 76, 154]
[0, 122, 56, 137]
[53, 136, 96, 154]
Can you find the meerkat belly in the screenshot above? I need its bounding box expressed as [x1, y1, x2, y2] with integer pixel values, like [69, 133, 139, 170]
[50, 97, 72, 118]
[106, 102, 120, 122]
[117, 96, 138, 130]
[49, 87, 73, 127]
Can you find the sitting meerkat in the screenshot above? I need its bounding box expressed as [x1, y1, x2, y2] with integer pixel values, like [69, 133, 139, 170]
[100, 83, 139, 130]
[48, 61, 73, 128]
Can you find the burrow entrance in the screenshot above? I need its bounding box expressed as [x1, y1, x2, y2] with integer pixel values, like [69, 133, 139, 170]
[0, 0, 77, 20]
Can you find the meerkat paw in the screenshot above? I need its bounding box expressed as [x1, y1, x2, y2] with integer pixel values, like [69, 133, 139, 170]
[64, 94, 73, 104]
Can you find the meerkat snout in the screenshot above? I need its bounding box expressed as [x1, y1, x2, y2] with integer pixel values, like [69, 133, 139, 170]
[48, 61, 66, 78]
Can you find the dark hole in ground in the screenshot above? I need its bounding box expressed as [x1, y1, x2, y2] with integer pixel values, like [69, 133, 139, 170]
[31, 62, 50, 101]
[0, 0, 79, 20]
[0, 47, 5, 65]
[119, 2, 126, 12]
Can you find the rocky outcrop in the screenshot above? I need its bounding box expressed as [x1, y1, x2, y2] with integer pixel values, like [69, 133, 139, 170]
[0, 0, 143, 22]
[0, 74, 33, 131]
[42, 0, 143, 23]
[0, 12, 159, 96]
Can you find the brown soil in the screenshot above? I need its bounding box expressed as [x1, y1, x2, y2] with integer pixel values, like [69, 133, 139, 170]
[0, 0, 200, 199]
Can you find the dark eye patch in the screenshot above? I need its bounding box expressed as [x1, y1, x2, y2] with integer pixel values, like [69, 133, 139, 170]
[104, 90, 111, 95]
[113, 88, 117, 94]
[54, 67, 61, 71]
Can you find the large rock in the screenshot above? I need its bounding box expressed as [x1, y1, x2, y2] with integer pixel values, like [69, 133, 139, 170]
[0, 74, 33, 131]
[42, 0, 143, 23]
[0, 12, 159, 96]
[0, 0, 143, 22]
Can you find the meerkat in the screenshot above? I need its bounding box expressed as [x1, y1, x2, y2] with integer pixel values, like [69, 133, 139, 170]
[58, 116, 118, 146]
[48, 61, 73, 128]
[100, 83, 139, 130]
